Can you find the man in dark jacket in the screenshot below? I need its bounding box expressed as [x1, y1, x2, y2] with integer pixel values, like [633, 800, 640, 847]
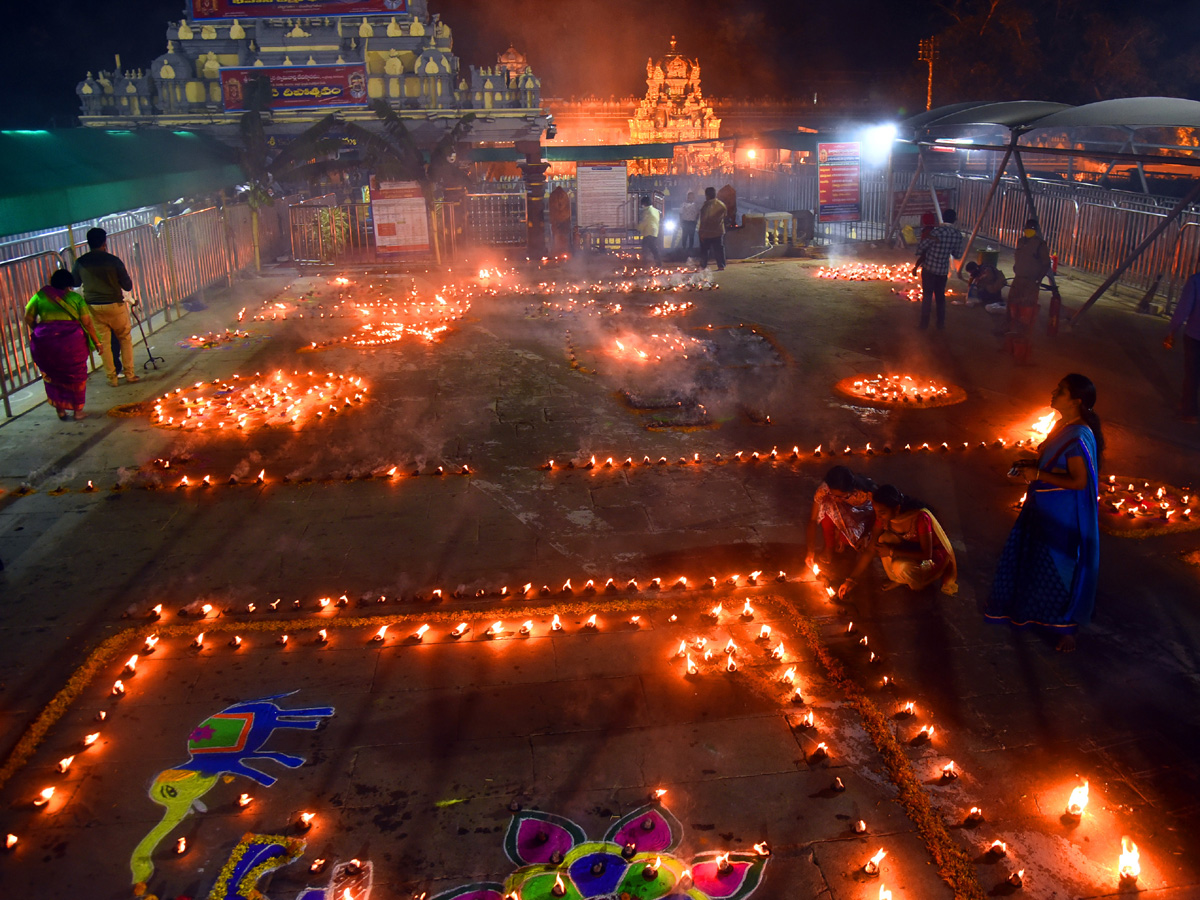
[72, 227, 137, 385]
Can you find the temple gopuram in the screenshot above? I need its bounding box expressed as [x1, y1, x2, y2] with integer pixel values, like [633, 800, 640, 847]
[74, 0, 548, 150]
[626, 37, 728, 175]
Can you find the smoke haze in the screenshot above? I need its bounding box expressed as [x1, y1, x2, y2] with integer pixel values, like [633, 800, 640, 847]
[434, 0, 933, 100]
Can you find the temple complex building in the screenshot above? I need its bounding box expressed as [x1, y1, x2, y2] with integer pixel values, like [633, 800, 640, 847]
[74, 0, 547, 151]
[624, 38, 726, 174]
[628, 38, 721, 146]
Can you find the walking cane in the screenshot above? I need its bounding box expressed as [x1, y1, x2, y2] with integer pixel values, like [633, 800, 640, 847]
[129, 239, 165, 370]
[129, 299, 165, 370]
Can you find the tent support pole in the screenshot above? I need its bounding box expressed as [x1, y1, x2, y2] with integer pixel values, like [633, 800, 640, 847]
[956, 139, 1013, 277]
[1071, 178, 1200, 323]
[885, 148, 925, 245]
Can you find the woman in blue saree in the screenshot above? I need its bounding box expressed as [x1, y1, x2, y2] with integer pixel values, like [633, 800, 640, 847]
[986, 374, 1104, 652]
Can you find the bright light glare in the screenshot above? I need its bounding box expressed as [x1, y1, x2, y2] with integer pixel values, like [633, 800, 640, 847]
[862, 123, 898, 163]
[663, 217, 678, 234]
[747, 148, 757, 159]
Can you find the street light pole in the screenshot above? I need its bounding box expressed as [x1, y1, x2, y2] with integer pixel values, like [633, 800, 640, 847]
[918, 38, 939, 112]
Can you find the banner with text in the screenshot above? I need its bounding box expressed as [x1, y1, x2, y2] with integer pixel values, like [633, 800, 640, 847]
[576, 164, 629, 229]
[220, 65, 368, 111]
[892, 189, 953, 218]
[370, 179, 431, 255]
[817, 142, 861, 223]
[193, 0, 406, 19]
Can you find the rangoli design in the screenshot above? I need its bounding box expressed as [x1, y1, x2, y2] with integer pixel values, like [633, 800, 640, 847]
[204, 834, 306, 900]
[130, 692, 335, 893]
[432, 804, 768, 900]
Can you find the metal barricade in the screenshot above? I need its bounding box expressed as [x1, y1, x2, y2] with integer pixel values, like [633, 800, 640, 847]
[1, 200, 276, 419]
[0, 250, 71, 417]
[934, 173, 1200, 313]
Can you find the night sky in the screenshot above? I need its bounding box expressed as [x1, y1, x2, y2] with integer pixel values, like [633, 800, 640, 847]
[2, 1, 1195, 129]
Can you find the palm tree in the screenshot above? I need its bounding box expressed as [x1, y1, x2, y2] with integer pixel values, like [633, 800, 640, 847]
[340, 99, 476, 262]
[236, 75, 345, 271]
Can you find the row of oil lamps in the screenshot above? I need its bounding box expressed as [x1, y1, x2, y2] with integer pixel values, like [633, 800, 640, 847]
[541, 437, 1044, 471]
[8, 588, 1147, 893]
[154, 573, 789, 620]
[802, 564, 1144, 890]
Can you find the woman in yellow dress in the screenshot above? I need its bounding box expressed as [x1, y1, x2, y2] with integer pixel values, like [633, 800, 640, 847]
[837, 484, 957, 597]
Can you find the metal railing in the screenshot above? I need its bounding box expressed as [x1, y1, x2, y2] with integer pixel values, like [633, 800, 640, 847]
[1, 200, 290, 418]
[937, 174, 1200, 312]
[0, 208, 162, 262]
[289, 198, 459, 264]
[0, 251, 65, 417]
[394, 169, 1200, 312]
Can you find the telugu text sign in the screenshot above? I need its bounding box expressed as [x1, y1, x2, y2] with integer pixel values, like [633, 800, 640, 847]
[193, 0, 406, 19]
[370, 180, 430, 255]
[220, 65, 368, 111]
[817, 142, 861, 224]
[576, 164, 629, 229]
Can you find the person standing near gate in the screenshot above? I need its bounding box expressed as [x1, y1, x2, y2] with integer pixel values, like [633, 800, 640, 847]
[72, 227, 139, 386]
[914, 209, 962, 330]
[1007, 218, 1052, 363]
[549, 186, 573, 256]
[1165, 269, 1200, 424]
[678, 190, 700, 256]
[697, 187, 727, 271]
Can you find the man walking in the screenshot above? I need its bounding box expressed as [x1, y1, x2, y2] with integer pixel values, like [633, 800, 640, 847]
[72, 227, 138, 385]
[697, 187, 727, 272]
[914, 209, 963, 330]
[1165, 270, 1200, 424]
[637, 196, 661, 265]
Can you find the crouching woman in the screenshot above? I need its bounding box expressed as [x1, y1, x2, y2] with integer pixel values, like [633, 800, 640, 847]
[837, 484, 958, 598]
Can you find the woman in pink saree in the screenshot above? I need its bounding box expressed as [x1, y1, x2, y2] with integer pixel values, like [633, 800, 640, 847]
[25, 269, 99, 420]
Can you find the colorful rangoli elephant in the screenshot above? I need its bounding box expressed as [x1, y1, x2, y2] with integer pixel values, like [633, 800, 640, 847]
[130, 691, 335, 893]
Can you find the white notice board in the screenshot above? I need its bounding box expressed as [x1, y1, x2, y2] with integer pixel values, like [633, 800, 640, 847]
[370, 179, 430, 254]
[576, 164, 629, 228]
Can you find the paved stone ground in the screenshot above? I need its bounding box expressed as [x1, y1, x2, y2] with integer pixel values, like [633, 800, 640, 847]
[1, 249, 1198, 900]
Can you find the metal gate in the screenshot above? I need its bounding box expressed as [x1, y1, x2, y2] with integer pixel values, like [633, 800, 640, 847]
[289, 201, 377, 265]
[289, 200, 453, 265]
[464, 192, 527, 246]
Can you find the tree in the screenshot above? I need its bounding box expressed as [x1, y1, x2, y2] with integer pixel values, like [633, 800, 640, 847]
[236, 75, 345, 271]
[341, 99, 475, 202]
[339, 99, 476, 262]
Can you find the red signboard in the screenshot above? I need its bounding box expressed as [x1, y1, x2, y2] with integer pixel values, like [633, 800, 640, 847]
[193, 0, 406, 18]
[817, 142, 861, 223]
[892, 190, 953, 218]
[220, 65, 368, 111]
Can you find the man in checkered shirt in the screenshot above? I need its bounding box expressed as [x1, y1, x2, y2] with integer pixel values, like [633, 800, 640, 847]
[915, 209, 964, 330]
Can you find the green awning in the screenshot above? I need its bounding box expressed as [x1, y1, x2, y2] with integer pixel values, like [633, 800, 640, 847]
[0, 128, 244, 235]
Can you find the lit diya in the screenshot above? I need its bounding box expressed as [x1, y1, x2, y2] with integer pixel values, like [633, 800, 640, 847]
[301, 289, 472, 351]
[813, 263, 917, 283]
[1099, 477, 1197, 537]
[178, 328, 255, 350]
[811, 262, 960, 303]
[492, 265, 718, 299]
[834, 373, 966, 408]
[151, 371, 367, 431]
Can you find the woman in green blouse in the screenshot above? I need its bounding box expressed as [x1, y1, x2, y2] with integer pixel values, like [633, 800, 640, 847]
[25, 269, 100, 420]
